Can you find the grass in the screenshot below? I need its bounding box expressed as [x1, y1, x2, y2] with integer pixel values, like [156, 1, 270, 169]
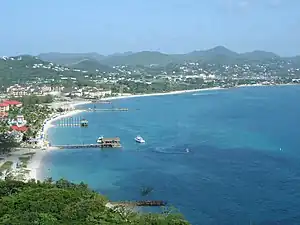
[0, 161, 13, 172]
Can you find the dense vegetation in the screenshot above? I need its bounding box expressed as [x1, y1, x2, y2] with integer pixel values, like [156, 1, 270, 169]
[0, 135, 19, 155]
[13, 94, 54, 106]
[0, 179, 190, 225]
[0, 56, 87, 88]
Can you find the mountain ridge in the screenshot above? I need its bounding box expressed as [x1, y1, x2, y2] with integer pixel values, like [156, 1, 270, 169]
[33, 46, 300, 67]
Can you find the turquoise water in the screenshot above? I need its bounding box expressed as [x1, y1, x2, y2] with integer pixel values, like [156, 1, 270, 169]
[42, 86, 300, 225]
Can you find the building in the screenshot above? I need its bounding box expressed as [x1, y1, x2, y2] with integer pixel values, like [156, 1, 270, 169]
[0, 102, 9, 112]
[16, 115, 26, 125]
[11, 125, 28, 132]
[2, 100, 22, 108]
[98, 137, 121, 148]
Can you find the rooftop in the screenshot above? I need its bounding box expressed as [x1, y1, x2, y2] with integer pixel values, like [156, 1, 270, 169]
[0, 103, 9, 107]
[3, 100, 22, 105]
[102, 137, 120, 141]
[11, 125, 28, 132]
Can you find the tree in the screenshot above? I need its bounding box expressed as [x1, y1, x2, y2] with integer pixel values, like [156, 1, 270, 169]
[0, 135, 19, 154]
[0, 179, 190, 224]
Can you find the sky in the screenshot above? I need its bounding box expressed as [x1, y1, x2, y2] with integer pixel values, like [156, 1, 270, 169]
[0, 0, 299, 56]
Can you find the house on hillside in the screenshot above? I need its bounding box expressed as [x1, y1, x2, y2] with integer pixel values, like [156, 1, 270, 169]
[0, 102, 9, 112]
[10, 125, 28, 133]
[2, 100, 22, 108]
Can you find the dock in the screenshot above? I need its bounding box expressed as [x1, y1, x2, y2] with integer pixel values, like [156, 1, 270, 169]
[111, 200, 167, 207]
[52, 137, 122, 149]
[86, 108, 128, 112]
[91, 100, 112, 104]
[53, 144, 103, 149]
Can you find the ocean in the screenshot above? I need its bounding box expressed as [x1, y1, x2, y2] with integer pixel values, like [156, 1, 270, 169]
[41, 85, 300, 225]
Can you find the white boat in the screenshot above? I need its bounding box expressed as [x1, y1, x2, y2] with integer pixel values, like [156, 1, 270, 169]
[97, 136, 104, 143]
[135, 136, 145, 143]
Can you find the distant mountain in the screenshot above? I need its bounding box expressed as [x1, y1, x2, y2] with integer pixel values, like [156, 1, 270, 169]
[38, 47, 299, 66]
[240, 50, 279, 60]
[100, 51, 176, 66]
[70, 59, 116, 72]
[38, 52, 105, 65]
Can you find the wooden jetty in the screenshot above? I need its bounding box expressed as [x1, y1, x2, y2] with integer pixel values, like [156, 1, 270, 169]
[53, 144, 102, 149]
[56, 117, 88, 127]
[53, 137, 122, 149]
[86, 108, 128, 112]
[112, 200, 167, 207]
[91, 100, 112, 104]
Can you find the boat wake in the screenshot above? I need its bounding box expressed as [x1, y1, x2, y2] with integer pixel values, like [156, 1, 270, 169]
[152, 147, 190, 154]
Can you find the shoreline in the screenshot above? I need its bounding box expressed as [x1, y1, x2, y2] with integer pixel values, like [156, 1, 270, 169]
[26, 109, 84, 181]
[102, 87, 223, 101]
[2, 83, 298, 182]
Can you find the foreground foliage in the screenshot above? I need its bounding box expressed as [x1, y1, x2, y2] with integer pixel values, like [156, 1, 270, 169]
[0, 179, 190, 225]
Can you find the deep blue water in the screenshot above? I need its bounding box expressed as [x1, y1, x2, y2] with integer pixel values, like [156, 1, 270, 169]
[42, 86, 300, 225]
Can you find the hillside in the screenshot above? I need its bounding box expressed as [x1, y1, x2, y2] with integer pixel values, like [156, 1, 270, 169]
[0, 55, 83, 87]
[100, 51, 177, 66]
[70, 59, 116, 72]
[38, 52, 106, 65]
[0, 179, 189, 224]
[38, 46, 298, 66]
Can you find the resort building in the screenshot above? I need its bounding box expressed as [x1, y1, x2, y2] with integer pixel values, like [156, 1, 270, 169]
[0, 102, 9, 112]
[16, 115, 26, 125]
[10, 125, 28, 133]
[2, 100, 22, 108]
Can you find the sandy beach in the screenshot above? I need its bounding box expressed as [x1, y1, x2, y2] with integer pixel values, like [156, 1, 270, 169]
[102, 87, 223, 101]
[0, 102, 86, 182]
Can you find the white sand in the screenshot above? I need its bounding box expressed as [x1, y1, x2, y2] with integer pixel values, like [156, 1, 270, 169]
[102, 87, 223, 101]
[27, 150, 47, 181]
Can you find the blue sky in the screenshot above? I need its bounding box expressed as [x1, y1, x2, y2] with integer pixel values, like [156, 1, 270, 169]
[0, 0, 299, 56]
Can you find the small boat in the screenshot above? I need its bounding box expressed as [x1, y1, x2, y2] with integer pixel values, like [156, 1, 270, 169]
[135, 136, 145, 143]
[97, 136, 104, 143]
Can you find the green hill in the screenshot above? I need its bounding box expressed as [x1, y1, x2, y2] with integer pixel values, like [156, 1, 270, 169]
[99, 51, 177, 66]
[70, 59, 116, 72]
[0, 55, 83, 87]
[38, 52, 106, 65]
[0, 179, 189, 224]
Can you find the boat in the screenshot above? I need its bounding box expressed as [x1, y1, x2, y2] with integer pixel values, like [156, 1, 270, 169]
[97, 136, 104, 143]
[135, 136, 145, 143]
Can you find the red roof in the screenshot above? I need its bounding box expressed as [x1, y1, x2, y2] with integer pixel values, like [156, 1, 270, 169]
[3, 100, 22, 105]
[0, 103, 9, 107]
[11, 125, 28, 132]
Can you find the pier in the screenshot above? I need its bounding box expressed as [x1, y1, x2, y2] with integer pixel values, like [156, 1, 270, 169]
[52, 137, 122, 149]
[111, 200, 167, 207]
[91, 100, 112, 104]
[86, 108, 128, 112]
[53, 144, 103, 149]
[56, 117, 89, 127]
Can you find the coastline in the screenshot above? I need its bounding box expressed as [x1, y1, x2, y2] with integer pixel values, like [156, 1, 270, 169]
[103, 87, 223, 101]
[2, 83, 297, 182]
[25, 109, 85, 181]
[0, 107, 85, 182]
[21, 88, 221, 181]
